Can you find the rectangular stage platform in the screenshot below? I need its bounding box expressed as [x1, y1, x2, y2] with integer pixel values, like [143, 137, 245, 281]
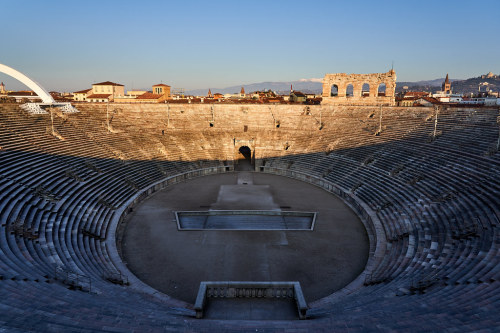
[175, 210, 316, 231]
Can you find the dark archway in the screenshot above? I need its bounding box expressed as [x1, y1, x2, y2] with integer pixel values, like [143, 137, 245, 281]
[236, 146, 253, 171]
[362, 83, 370, 97]
[378, 83, 386, 96]
[330, 84, 339, 97]
[346, 84, 354, 97]
[239, 146, 251, 160]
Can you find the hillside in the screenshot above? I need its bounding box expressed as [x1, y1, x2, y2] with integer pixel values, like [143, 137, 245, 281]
[397, 74, 500, 94]
[186, 73, 500, 96]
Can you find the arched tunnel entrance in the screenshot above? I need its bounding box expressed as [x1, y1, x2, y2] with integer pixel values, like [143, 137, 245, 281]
[236, 146, 253, 171]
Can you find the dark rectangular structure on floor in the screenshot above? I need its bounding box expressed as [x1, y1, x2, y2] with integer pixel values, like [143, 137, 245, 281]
[175, 210, 316, 230]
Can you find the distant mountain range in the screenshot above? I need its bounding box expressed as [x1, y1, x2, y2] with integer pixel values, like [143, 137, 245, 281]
[186, 78, 324, 96]
[185, 74, 499, 96]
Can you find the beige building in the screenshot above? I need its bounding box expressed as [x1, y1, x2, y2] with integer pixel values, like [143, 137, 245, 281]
[114, 84, 171, 104]
[85, 81, 125, 102]
[152, 84, 171, 98]
[73, 88, 91, 101]
[127, 90, 148, 97]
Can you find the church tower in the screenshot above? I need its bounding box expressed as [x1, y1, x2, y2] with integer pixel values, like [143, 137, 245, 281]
[442, 74, 451, 94]
[240, 86, 245, 98]
[0, 82, 5, 94]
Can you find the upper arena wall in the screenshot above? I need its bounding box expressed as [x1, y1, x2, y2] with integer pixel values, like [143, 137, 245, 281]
[321, 70, 397, 106]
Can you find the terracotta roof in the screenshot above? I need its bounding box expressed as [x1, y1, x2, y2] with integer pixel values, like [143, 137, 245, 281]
[86, 94, 111, 99]
[404, 91, 429, 98]
[136, 92, 162, 100]
[420, 97, 441, 104]
[74, 88, 92, 94]
[291, 91, 306, 97]
[8, 91, 38, 96]
[153, 83, 170, 87]
[92, 81, 124, 86]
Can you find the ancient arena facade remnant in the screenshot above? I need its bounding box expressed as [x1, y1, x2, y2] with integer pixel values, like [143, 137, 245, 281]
[322, 70, 396, 106]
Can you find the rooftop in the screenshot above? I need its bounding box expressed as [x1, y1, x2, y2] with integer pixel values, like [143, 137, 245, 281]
[74, 88, 92, 94]
[92, 81, 124, 87]
[136, 92, 163, 100]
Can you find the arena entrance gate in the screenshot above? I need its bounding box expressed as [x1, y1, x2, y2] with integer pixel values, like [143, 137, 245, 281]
[233, 138, 255, 171]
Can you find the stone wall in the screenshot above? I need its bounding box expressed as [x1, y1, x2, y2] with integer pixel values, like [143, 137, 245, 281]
[322, 70, 396, 106]
[77, 103, 429, 166]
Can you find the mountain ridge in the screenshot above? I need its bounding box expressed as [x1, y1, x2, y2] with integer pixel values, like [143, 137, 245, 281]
[185, 74, 498, 96]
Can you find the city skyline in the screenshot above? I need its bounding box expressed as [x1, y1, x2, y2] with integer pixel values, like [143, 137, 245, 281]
[1, 0, 499, 92]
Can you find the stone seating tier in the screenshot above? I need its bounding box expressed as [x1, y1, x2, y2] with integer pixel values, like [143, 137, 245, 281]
[0, 103, 499, 331]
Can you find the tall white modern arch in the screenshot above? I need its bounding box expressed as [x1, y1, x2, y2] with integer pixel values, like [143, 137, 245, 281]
[0, 63, 55, 103]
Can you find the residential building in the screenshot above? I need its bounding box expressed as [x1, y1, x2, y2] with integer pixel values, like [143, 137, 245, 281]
[416, 97, 441, 106]
[86, 81, 125, 102]
[290, 91, 307, 103]
[86, 94, 112, 103]
[152, 84, 171, 98]
[127, 90, 148, 97]
[73, 88, 91, 101]
[114, 84, 172, 103]
[7, 90, 41, 102]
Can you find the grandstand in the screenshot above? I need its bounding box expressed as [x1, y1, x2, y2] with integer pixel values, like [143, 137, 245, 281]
[0, 102, 499, 331]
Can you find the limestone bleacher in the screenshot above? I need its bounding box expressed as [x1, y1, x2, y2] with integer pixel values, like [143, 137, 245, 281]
[264, 105, 499, 308]
[0, 102, 499, 331]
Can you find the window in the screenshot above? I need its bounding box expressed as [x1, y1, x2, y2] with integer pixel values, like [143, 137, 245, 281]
[362, 83, 370, 97]
[378, 83, 387, 97]
[331, 84, 339, 97]
[346, 84, 354, 97]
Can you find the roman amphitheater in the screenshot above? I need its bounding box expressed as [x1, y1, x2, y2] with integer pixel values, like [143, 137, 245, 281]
[1, 96, 500, 331]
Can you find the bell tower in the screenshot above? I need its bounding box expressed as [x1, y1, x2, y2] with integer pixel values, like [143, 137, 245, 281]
[442, 74, 451, 94]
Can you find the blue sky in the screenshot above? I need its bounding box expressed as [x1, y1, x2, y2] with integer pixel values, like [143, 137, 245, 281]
[1, 0, 499, 92]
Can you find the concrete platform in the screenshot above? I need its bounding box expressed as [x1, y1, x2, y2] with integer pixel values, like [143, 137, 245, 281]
[121, 172, 369, 305]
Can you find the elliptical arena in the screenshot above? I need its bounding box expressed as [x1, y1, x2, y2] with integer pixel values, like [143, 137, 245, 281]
[0, 100, 499, 331]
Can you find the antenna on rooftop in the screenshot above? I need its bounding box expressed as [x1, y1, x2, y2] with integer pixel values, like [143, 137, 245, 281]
[391, 60, 394, 71]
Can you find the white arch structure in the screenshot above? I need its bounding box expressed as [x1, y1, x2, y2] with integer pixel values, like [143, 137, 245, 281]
[0, 63, 55, 103]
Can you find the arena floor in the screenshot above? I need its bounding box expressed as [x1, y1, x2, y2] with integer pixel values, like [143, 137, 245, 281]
[120, 172, 369, 304]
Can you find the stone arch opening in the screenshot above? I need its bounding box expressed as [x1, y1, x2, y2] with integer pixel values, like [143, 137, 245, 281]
[378, 83, 386, 96]
[362, 83, 370, 97]
[239, 146, 251, 160]
[236, 146, 253, 171]
[346, 84, 354, 97]
[330, 84, 339, 97]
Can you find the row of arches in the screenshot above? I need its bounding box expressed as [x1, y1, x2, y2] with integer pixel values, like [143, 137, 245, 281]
[330, 83, 387, 97]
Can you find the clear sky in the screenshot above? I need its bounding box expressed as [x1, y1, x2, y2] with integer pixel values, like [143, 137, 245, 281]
[1, 0, 499, 92]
